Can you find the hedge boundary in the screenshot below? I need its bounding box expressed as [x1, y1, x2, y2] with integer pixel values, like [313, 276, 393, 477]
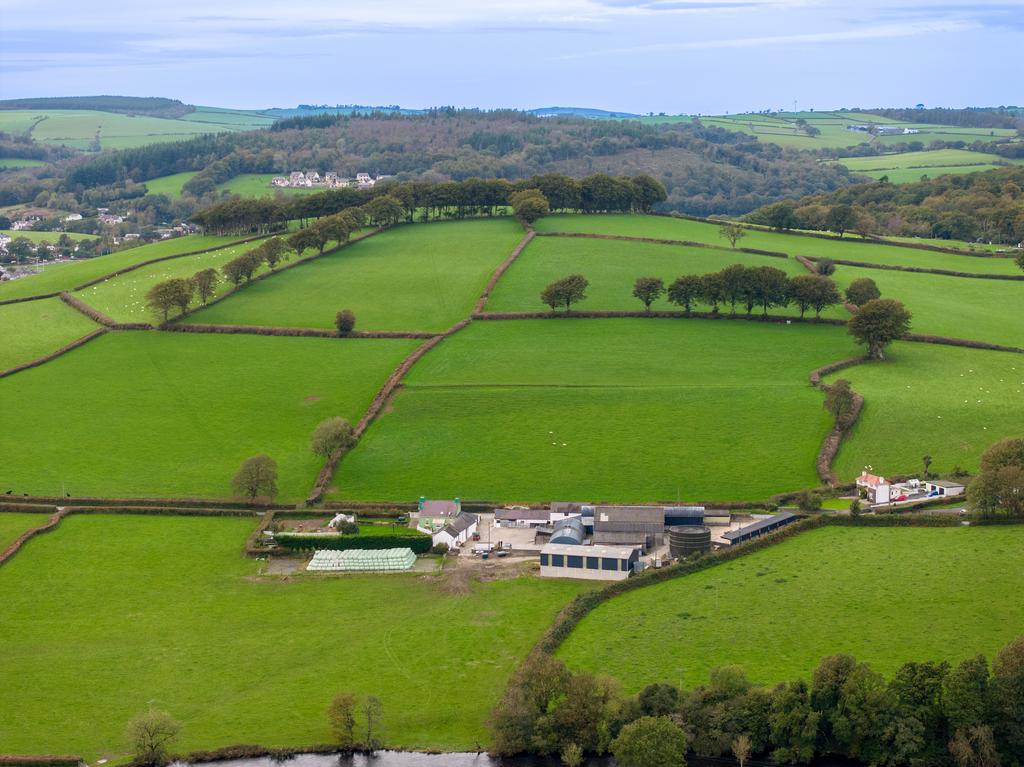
[474, 229, 535, 313]
[0, 292, 61, 307]
[0, 328, 107, 380]
[164, 323, 435, 340]
[808, 355, 870, 485]
[474, 310, 846, 326]
[306, 319, 471, 505]
[57, 291, 117, 326]
[0, 508, 68, 567]
[0, 756, 83, 767]
[273, 532, 432, 553]
[0, 495, 287, 511]
[903, 333, 1024, 354]
[803, 255, 1024, 281]
[536, 230, 789, 259]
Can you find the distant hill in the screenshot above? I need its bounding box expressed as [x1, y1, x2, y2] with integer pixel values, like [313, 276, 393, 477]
[262, 105, 426, 118]
[529, 106, 640, 119]
[0, 96, 194, 119]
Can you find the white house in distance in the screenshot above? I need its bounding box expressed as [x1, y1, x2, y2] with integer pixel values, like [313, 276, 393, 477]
[431, 512, 479, 550]
[856, 471, 892, 504]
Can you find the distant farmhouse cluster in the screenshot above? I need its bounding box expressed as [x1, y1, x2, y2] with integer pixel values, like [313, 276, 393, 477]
[846, 124, 921, 136]
[856, 470, 964, 507]
[270, 171, 389, 190]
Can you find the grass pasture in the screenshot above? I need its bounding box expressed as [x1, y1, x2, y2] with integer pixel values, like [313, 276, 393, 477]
[332, 319, 858, 503]
[832, 149, 1020, 183]
[0, 235, 245, 301]
[78, 238, 269, 323]
[0, 297, 98, 371]
[0, 332, 420, 500]
[826, 342, 1024, 481]
[485, 235, 845, 319]
[216, 174, 320, 198]
[0, 229, 98, 244]
[143, 171, 199, 198]
[829, 263, 1024, 348]
[191, 219, 525, 332]
[532, 214, 1023, 275]
[558, 525, 1024, 691]
[0, 514, 590, 757]
[0, 158, 46, 169]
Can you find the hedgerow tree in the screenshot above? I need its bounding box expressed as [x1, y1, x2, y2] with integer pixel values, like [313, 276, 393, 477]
[752, 266, 791, 316]
[701, 271, 727, 313]
[632, 276, 665, 311]
[791, 275, 840, 319]
[847, 298, 912, 359]
[310, 417, 356, 458]
[667, 275, 702, 312]
[145, 280, 178, 322]
[363, 695, 384, 750]
[510, 188, 550, 224]
[718, 222, 746, 248]
[845, 277, 881, 306]
[191, 268, 219, 304]
[363, 195, 404, 227]
[720, 263, 747, 313]
[816, 258, 837, 276]
[968, 437, 1024, 517]
[823, 379, 855, 422]
[260, 236, 288, 270]
[540, 274, 588, 312]
[288, 227, 319, 258]
[825, 204, 857, 237]
[327, 692, 357, 748]
[231, 454, 278, 502]
[335, 309, 356, 335]
[125, 708, 181, 766]
[611, 716, 688, 767]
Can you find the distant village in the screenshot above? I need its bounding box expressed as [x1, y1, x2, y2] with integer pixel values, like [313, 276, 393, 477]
[270, 171, 389, 190]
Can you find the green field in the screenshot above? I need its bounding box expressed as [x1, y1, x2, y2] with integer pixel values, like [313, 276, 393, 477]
[216, 174, 320, 198]
[0, 332, 419, 500]
[532, 214, 1022, 275]
[0, 229, 98, 243]
[191, 219, 525, 332]
[485, 235, 845, 319]
[826, 342, 1024, 481]
[144, 171, 199, 198]
[833, 148, 1020, 180]
[0, 512, 48, 551]
[0, 158, 46, 169]
[829, 262, 1024, 348]
[639, 111, 1020, 151]
[78, 238, 269, 323]
[0, 297, 98, 370]
[0, 235, 245, 301]
[0, 514, 589, 758]
[0, 107, 274, 150]
[332, 319, 858, 503]
[558, 525, 1024, 690]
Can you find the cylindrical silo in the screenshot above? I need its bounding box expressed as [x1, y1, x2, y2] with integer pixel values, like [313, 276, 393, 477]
[668, 525, 711, 558]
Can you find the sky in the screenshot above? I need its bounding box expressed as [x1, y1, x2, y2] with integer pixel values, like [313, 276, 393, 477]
[0, 0, 1021, 114]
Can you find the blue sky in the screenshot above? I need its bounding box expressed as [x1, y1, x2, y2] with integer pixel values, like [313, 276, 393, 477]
[0, 0, 1020, 113]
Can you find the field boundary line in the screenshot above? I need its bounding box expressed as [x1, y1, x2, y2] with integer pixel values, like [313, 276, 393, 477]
[164, 323, 436, 340]
[536, 230, 788, 259]
[808, 355, 869, 485]
[0, 327, 108, 380]
[473, 309, 847, 325]
[0, 507, 69, 567]
[0, 291, 62, 307]
[474, 229, 535, 313]
[802, 255, 1024, 281]
[307, 318, 472, 505]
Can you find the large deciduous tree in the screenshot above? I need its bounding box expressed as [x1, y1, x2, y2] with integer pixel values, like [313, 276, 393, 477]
[510, 189, 550, 225]
[231, 454, 278, 502]
[845, 277, 881, 306]
[611, 716, 688, 767]
[968, 437, 1024, 517]
[847, 298, 911, 360]
[191, 268, 219, 305]
[632, 276, 665, 311]
[825, 205, 858, 237]
[667, 275, 703, 313]
[310, 417, 356, 458]
[125, 708, 181, 766]
[540, 274, 588, 312]
[718, 222, 746, 248]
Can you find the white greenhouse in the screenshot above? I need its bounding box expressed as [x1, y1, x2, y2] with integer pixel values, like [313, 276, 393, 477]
[306, 547, 417, 572]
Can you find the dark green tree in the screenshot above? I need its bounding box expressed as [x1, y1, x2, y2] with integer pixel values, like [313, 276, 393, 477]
[845, 277, 881, 306]
[667, 275, 703, 313]
[847, 298, 912, 360]
[825, 205, 858, 237]
[611, 716, 688, 767]
[632, 276, 665, 311]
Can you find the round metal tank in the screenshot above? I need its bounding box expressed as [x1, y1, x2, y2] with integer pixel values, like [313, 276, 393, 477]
[668, 525, 711, 558]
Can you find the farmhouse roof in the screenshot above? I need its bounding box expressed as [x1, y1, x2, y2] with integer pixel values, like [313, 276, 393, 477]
[857, 472, 887, 487]
[496, 508, 550, 521]
[722, 511, 796, 541]
[420, 499, 459, 517]
[594, 506, 665, 523]
[928, 480, 965, 489]
[592, 531, 650, 545]
[440, 512, 478, 537]
[550, 501, 591, 514]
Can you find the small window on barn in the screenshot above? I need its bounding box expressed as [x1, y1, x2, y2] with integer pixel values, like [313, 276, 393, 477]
[540, 554, 549, 566]
[568, 556, 583, 569]
[552, 554, 564, 567]
[602, 557, 619, 570]
[586, 557, 599, 570]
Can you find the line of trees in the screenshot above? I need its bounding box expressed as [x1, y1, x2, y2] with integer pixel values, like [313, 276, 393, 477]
[490, 636, 1024, 767]
[189, 173, 666, 235]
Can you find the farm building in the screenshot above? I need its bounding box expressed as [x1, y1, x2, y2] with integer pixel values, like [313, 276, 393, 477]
[593, 506, 665, 547]
[926, 480, 965, 498]
[432, 511, 478, 549]
[539, 543, 640, 581]
[722, 512, 797, 546]
[550, 516, 586, 545]
[416, 498, 462, 532]
[495, 508, 551, 528]
[306, 547, 417, 572]
[664, 506, 705, 526]
[856, 471, 892, 504]
[668, 526, 712, 558]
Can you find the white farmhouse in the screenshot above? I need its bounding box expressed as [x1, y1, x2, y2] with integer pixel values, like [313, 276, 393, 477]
[431, 512, 478, 550]
[856, 471, 892, 504]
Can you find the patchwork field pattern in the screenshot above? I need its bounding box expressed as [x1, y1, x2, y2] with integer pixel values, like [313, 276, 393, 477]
[0, 514, 590, 758]
[559, 525, 1024, 690]
[191, 219, 525, 332]
[333, 319, 859, 503]
[0, 332, 420, 500]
